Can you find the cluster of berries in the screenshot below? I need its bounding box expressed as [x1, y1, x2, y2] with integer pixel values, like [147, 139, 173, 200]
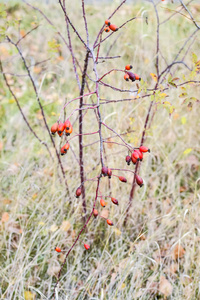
[124, 64, 141, 82]
[125, 146, 150, 187]
[50, 119, 73, 155]
[104, 19, 118, 33]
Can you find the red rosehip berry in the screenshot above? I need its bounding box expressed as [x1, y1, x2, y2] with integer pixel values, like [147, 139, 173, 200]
[131, 154, 137, 165]
[139, 146, 150, 153]
[134, 149, 143, 161]
[125, 64, 133, 71]
[55, 247, 61, 252]
[135, 175, 143, 187]
[107, 219, 114, 226]
[84, 244, 90, 250]
[93, 209, 98, 217]
[132, 150, 140, 161]
[134, 73, 141, 81]
[65, 125, 73, 136]
[76, 187, 82, 198]
[107, 168, 112, 178]
[100, 199, 106, 207]
[102, 166, 108, 176]
[105, 19, 111, 26]
[118, 176, 127, 183]
[51, 123, 58, 135]
[62, 142, 70, 153]
[109, 24, 118, 31]
[126, 155, 131, 165]
[104, 26, 110, 32]
[58, 123, 65, 135]
[124, 73, 130, 81]
[111, 197, 118, 205]
[60, 146, 66, 156]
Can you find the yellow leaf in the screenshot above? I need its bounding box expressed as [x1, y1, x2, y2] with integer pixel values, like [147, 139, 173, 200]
[120, 283, 126, 290]
[114, 228, 121, 236]
[24, 291, 35, 300]
[9, 99, 15, 104]
[60, 220, 71, 232]
[38, 221, 45, 226]
[183, 148, 192, 155]
[1, 212, 9, 222]
[51, 112, 56, 116]
[32, 193, 37, 200]
[181, 116, 187, 124]
[150, 73, 157, 82]
[160, 93, 167, 97]
[50, 224, 58, 232]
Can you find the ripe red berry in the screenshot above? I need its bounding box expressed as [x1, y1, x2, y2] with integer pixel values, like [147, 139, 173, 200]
[109, 24, 118, 31]
[131, 154, 137, 165]
[93, 209, 98, 217]
[135, 174, 144, 187]
[58, 131, 63, 137]
[55, 247, 61, 252]
[64, 119, 72, 130]
[134, 149, 143, 161]
[107, 168, 112, 178]
[60, 146, 66, 156]
[107, 219, 113, 226]
[76, 187, 82, 198]
[124, 73, 130, 81]
[125, 65, 133, 71]
[65, 125, 73, 136]
[126, 71, 136, 82]
[118, 176, 127, 183]
[84, 244, 90, 250]
[132, 150, 140, 161]
[102, 166, 108, 176]
[104, 26, 110, 32]
[139, 146, 150, 153]
[63, 143, 70, 153]
[126, 155, 131, 165]
[100, 199, 106, 207]
[134, 73, 141, 81]
[51, 123, 58, 135]
[58, 123, 65, 135]
[105, 19, 111, 26]
[111, 197, 118, 205]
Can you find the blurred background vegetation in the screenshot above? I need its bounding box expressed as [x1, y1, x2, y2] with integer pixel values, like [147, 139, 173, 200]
[0, 0, 200, 299]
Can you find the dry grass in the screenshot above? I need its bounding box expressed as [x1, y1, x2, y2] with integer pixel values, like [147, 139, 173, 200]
[0, 0, 200, 299]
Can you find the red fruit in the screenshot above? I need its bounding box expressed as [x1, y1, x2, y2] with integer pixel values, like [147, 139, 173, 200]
[58, 131, 63, 137]
[76, 187, 82, 198]
[135, 175, 143, 187]
[131, 154, 137, 165]
[55, 247, 61, 252]
[63, 143, 70, 153]
[107, 219, 113, 226]
[100, 199, 106, 207]
[104, 26, 110, 32]
[126, 155, 131, 165]
[107, 168, 112, 178]
[102, 166, 108, 176]
[64, 119, 72, 130]
[134, 73, 141, 81]
[134, 149, 143, 161]
[84, 244, 90, 250]
[124, 73, 130, 81]
[58, 123, 65, 134]
[51, 123, 58, 135]
[118, 176, 127, 183]
[139, 146, 150, 153]
[109, 24, 118, 32]
[132, 150, 140, 161]
[125, 65, 133, 71]
[60, 146, 66, 156]
[105, 19, 111, 26]
[93, 209, 98, 217]
[65, 125, 73, 136]
[111, 197, 118, 205]
[126, 71, 136, 82]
